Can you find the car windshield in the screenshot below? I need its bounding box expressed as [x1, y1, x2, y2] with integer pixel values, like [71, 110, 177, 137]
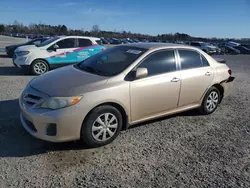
[25, 39, 38, 45]
[76, 46, 147, 77]
[36, 36, 60, 47]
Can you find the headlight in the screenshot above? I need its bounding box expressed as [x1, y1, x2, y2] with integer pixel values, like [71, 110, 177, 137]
[16, 51, 30, 56]
[40, 96, 82, 110]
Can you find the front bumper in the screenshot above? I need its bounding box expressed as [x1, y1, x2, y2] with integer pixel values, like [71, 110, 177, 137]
[13, 55, 31, 68]
[6, 50, 14, 57]
[19, 97, 86, 143]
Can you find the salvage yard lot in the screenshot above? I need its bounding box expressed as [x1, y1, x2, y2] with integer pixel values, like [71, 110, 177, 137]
[0, 37, 250, 188]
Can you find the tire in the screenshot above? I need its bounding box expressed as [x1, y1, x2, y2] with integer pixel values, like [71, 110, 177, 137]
[198, 86, 221, 115]
[31, 59, 49, 75]
[81, 105, 123, 147]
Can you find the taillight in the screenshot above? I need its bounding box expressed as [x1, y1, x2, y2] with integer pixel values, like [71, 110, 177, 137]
[101, 47, 105, 51]
[228, 69, 232, 76]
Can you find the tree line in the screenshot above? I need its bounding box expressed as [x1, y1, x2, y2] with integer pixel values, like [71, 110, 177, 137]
[0, 21, 249, 44]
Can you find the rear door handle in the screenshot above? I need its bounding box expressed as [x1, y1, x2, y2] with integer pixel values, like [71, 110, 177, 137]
[205, 72, 212, 76]
[171, 77, 180, 82]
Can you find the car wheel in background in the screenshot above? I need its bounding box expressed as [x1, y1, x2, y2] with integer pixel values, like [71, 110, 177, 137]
[81, 105, 123, 147]
[199, 86, 221, 115]
[31, 59, 49, 75]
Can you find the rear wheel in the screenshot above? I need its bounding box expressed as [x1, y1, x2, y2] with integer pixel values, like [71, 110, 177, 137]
[199, 86, 220, 115]
[81, 105, 123, 147]
[31, 60, 49, 75]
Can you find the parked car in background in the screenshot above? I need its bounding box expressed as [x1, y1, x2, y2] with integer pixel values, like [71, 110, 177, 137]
[189, 41, 220, 54]
[5, 37, 50, 57]
[234, 45, 250, 54]
[110, 38, 122, 44]
[100, 37, 110, 44]
[242, 44, 250, 49]
[13, 36, 105, 75]
[224, 46, 241, 55]
[19, 43, 234, 147]
[217, 43, 240, 55]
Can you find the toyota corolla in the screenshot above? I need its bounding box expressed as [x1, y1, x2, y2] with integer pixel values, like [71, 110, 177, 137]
[19, 43, 234, 147]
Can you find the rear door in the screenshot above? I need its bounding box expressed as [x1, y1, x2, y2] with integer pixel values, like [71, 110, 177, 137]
[76, 38, 98, 62]
[177, 49, 214, 107]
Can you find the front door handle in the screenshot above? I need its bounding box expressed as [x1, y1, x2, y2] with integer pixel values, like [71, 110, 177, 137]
[205, 72, 212, 76]
[171, 77, 180, 82]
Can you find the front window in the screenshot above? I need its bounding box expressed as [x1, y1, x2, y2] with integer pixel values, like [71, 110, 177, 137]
[36, 37, 60, 47]
[138, 50, 176, 77]
[55, 38, 75, 49]
[76, 46, 147, 77]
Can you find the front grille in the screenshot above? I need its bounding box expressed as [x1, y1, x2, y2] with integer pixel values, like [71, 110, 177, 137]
[21, 85, 48, 108]
[23, 93, 42, 107]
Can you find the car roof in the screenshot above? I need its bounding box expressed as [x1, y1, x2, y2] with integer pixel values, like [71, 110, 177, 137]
[120, 42, 189, 50]
[60, 36, 100, 40]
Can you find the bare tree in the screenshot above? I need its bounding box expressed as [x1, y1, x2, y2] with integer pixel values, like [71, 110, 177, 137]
[92, 25, 100, 33]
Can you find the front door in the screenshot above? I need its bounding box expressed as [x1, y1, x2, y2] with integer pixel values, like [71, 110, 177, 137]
[130, 50, 181, 122]
[177, 49, 214, 107]
[47, 38, 77, 65]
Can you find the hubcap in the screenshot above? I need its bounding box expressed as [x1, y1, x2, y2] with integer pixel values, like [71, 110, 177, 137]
[206, 91, 219, 111]
[92, 113, 118, 142]
[34, 62, 47, 74]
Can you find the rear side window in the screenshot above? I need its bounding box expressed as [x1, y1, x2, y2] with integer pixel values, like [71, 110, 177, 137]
[95, 40, 103, 45]
[78, 39, 92, 47]
[138, 50, 176, 77]
[56, 38, 75, 49]
[178, 50, 209, 70]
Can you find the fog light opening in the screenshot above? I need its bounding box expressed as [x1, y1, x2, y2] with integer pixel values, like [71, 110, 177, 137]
[46, 123, 57, 136]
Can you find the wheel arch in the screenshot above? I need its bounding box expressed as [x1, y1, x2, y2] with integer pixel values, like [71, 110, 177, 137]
[211, 83, 224, 103]
[82, 102, 129, 132]
[200, 83, 225, 104]
[31, 58, 50, 68]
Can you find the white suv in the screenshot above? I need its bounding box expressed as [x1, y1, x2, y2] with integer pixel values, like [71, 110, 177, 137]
[13, 36, 105, 75]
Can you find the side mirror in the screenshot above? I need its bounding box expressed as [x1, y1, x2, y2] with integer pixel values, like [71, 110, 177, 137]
[135, 67, 148, 79]
[53, 44, 59, 51]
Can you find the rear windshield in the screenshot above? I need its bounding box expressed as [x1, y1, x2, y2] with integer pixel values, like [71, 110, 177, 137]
[76, 46, 147, 77]
[95, 40, 103, 45]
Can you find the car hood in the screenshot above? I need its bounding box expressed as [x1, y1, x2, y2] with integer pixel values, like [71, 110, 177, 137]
[6, 44, 19, 49]
[15, 45, 36, 52]
[30, 65, 109, 97]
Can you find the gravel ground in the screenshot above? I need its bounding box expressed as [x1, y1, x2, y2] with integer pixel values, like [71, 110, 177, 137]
[0, 38, 250, 187]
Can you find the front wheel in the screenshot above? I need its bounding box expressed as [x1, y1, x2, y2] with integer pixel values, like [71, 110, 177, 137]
[198, 86, 220, 115]
[31, 60, 49, 75]
[81, 105, 123, 147]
